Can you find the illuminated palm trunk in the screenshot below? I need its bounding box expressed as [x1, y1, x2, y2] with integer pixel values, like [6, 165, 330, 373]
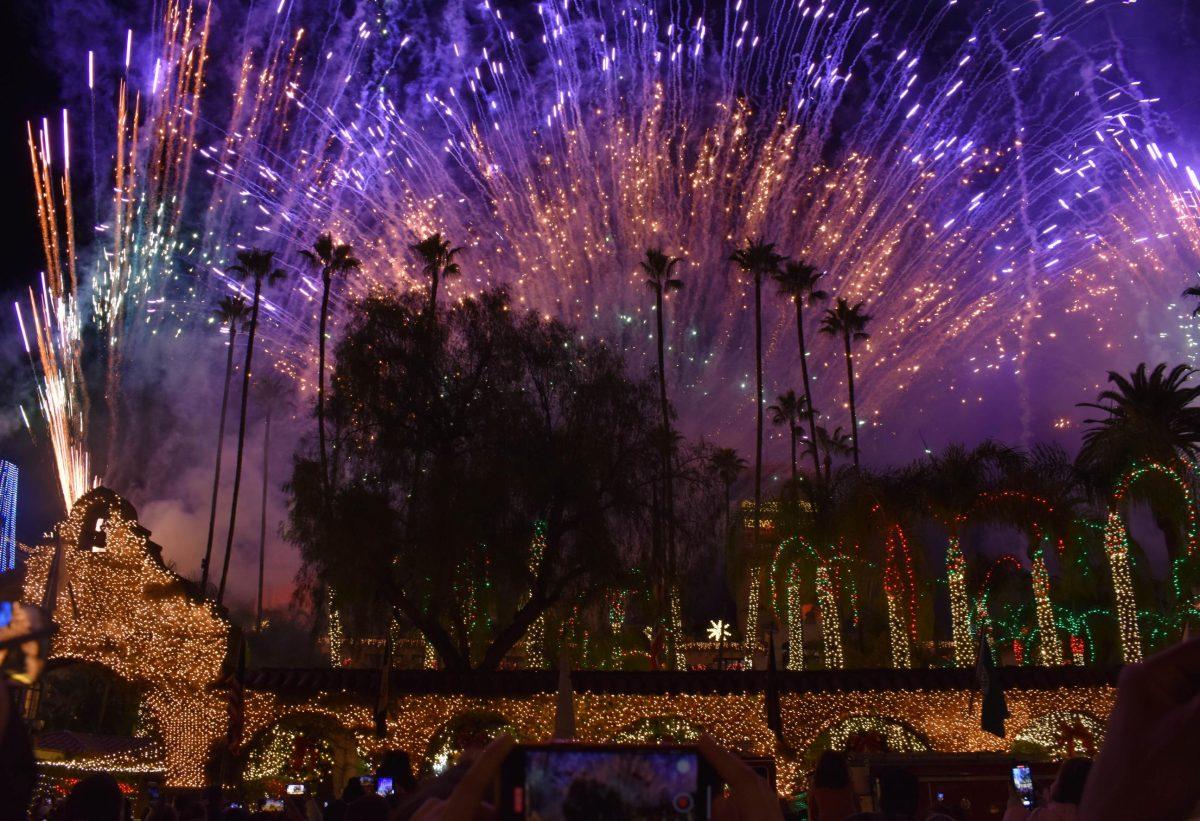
[946, 533, 973, 666]
[816, 565, 844, 669]
[1030, 544, 1063, 665]
[608, 589, 627, 668]
[884, 526, 915, 668]
[885, 590, 912, 668]
[786, 565, 805, 671]
[743, 567, 761, 668]
[1103, 507, 1143, 663]
[524, 523, 548, 669]
[669, 588, 686, 669]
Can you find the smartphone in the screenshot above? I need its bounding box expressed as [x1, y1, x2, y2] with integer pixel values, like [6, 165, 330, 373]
[1012, 763, 1034, 808]
[375, 777, 394, 797]
[358, 775, 375, 790]
[286, 784, 305, 796]
[500, 743, 717, 820]
[0, 602, 11, 628]
[261, 800, 284, 812]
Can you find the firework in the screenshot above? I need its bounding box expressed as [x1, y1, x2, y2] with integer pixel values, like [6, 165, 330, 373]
[18, 0, 1200, 502]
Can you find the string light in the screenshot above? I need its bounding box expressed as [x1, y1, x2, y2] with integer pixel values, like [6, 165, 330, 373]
[0, 461, 17, 572]
[22, 489, 230, 787]
[816, 566, 844, 669]
[945, 529, 973, 666]
[523, 523, 547, 669]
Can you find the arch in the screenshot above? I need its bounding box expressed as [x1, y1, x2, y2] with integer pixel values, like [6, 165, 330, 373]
[870, 504, 919, 669]
[613, 716, 703, 744]
[423, 710, 520, 776]
[1013, 711, 1105, 760]
[808, 715, 931, 760]
[1103, 462, 1200, 662]
[240, 710, 361, 794]
[927, 490, 1069, 666]
[770, 537, 842, 669]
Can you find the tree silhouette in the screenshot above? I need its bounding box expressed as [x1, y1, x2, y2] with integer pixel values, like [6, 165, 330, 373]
[217, 249, 288, 607]
[640, 247, 684, 647]
[819, 298, 872, 468]
[710, 447, 746, 543]
[769, 390, 804, 493]
[410, 233, 462, 319]
[729, 238, 787, 564]
[773, 260, 828, 479]
[299, 233, 360, 491]
[200, 295, 248, 594]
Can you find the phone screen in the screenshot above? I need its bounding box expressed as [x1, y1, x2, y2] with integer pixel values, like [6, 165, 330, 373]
[262, 800, 284, 812]
[375, 777, 394, 797]
[0, 602, 12, 629]
[286, 784, 305, 796]
[1012, 764, 1034, 806]
[515, 747, 710, 820]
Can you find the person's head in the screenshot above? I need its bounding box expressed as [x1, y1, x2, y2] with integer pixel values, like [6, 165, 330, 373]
[813, 750, 850, 789]
[561, 777, 628, 821]
[343, 795, 388, 821]
[378, 750, 417, 794]
[59, 772, 123, 821]
[340, 777, 366, 803]
[876, 766, 919, 818]
[1050, 757, 1093, 805]
[145, 805, 179, 821]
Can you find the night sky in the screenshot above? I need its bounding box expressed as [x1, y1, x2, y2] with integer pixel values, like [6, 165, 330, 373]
[5, 0, 1200, 607]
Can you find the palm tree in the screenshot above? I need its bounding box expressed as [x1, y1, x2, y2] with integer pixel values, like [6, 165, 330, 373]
[409, 232, 462, 319]
[1184, 282, 1200, 316]
[769, 390, 804, 492]
[200, 295, 249, 594]
[803, 424, 853, 484]
[641, 248, 685, 627]
[1078, 363, 1200, 471]
[773, 260, 828, 479]
[299, 233, 361, 492]
[1078, 362, 1200, 620]
[819, 298, 872, 468]
[217, 249, 288, 607]
[254, 371, 290, 632]
[710, 447, 747, 540]
[918, 441, 1022, 665]
[729, 238, 787, 566]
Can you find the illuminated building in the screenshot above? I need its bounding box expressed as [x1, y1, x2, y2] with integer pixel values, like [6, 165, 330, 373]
[19, 490, 1119, 794]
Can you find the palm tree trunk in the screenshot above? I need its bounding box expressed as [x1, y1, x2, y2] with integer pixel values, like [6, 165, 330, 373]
[753, 273, 764, 654]
[217, 278, 262, 607]
[843, 331, 860, 468]
[789, 424, 798, 490]
[200, 325, 237, 594]
[795, 301, 821, 479]
[655, 289, 678, 667]
[317, 273, 331, 491]
[257, 401, 271, 632]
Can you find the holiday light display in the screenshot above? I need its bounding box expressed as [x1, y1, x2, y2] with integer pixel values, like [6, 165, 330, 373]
[815, 566, 844, 670]
[880, 516, 918, 669]
[0, 461, 16, 572]
[19, 489, 1123, 793]
[1030, 545, 1063, 666]
[523, 523, 547, 669]
[1102, 462, 1200, 663]
[21, 489, 230, 786]
[945, 530, 974, 667]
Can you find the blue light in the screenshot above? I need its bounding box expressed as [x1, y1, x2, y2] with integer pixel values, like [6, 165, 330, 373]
[0, 461, 17, 572]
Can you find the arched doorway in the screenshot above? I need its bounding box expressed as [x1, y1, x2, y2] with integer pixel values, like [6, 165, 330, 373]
[239, 712, 362, 798]
[1012, 711, 1105, 761]
[423, 710, 518, 776]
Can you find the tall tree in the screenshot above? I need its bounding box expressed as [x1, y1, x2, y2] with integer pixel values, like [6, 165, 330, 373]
[410, 233, 462, 319]
[710, 447, 747, 542]
[729, 239, 787, 568]
[769, 390, 804, 493]
[286, 287, 661, 670]
[200, 295, 248, 594]
[217, 249, 288, 607]
[803, 424, 853, 484]
[640, 247, 684, 636]
[299, 233, 361, 491]
[819, 298, 872, 468]
[1078, 362, 1200, 570]
[773, 260, 828, 479]
[916, 441, 1022, 665]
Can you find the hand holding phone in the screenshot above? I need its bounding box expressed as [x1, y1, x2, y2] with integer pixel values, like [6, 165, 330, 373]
[1012, 763, 1035, 808]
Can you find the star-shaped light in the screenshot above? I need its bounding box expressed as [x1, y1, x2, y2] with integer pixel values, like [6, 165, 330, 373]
[707, 619, 731, 642]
